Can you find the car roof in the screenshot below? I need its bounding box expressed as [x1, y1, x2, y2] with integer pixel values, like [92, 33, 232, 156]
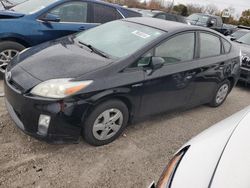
[123, 17, 212, 33]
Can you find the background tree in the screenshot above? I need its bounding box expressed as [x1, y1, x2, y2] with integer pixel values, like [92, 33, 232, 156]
[173, 4, 188, 16]
[186, 4, 204, 15]
[239, 9, 250, 26]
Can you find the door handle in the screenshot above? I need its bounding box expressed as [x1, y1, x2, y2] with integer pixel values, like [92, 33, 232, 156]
[132, 83, 143, 88]
[79, 26, 85, 31]
[185, 75, 193, 80]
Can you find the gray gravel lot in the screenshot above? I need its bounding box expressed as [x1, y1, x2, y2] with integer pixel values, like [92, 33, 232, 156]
[0, 80, 250, 188]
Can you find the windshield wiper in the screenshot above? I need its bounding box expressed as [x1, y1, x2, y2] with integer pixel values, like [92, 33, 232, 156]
[235, 40, 243, 44]
[78, 41, 109, 58]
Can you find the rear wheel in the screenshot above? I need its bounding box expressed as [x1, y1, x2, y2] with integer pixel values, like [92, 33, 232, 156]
[83, 100, 129, 146]
[0, 41, 25, 74]
[209, 80, 230, 107]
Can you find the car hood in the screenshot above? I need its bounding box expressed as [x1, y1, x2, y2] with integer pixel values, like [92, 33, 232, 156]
[8, 37, 113, 91]
[210, 110, 250, 188]
[171, 106, 250, 188]
[0, 10, 24, 18]
[233, 42, 250, 54]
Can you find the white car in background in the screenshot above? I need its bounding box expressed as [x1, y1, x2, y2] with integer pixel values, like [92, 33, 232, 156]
[151, 106, 250, 188]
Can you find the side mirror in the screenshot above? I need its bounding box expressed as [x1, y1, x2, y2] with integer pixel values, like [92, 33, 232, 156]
[208, 20, 215, 27]
[40, 13, 60, 22]
[230, 37, 236, 41]
[151, 57, 164, 70]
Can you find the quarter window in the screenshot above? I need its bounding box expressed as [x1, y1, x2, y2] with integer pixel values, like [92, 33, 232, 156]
[92, 3, 122, 23]
[155, 33, 195, 64]
[50, 2, 88, 23]
[200, 33, 221, 58]
[222, 38, 231, 53]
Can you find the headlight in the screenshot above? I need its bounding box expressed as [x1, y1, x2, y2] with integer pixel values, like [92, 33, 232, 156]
[240, 50, 243, 66]
[156, 146, 189, 188]
[30, 78, 93, 99]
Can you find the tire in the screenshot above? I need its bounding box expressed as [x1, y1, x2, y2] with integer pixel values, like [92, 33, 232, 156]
[83, 100, 129, 146]
[0, 41, 25, 76]
[209, 80, 231, 107]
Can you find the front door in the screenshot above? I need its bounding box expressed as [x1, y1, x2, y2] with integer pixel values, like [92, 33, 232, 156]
[38, 1, 98, 43]
[139, 32, 199, 116]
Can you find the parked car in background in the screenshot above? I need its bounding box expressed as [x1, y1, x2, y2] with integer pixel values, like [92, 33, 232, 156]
[228, 27, 250, 41]
[150, 105, 250, 188]
[187, 13, 231, 35]
[0, 0, 25, 10]
[4, 18, 240, 146]
[233, 33, 250, 84]
[0, 0, 141, 73]
[132, 9, 188, 24]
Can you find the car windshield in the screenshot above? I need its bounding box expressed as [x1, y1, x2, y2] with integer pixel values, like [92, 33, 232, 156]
[11, 0, 58, 14]
[232, 30, 249, 39]
[237, 33, 250, 45]
[76, 21, 165, 58]
[187, 14, 209, 23]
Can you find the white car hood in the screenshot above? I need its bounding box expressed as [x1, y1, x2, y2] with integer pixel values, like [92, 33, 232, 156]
[211, 111, 250, 188]
[171, 106, 250, 188]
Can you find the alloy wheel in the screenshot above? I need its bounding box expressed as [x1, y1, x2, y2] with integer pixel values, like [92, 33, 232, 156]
[0, 49, 18, 71]
[92, 108, 123, 141]
[216, 83, 229, 104]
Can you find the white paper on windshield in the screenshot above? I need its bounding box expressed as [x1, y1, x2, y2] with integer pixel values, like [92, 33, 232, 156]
[132, 30, 151, 39]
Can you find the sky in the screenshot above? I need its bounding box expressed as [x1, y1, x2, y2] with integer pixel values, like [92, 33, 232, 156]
[173, 0, 249, 17]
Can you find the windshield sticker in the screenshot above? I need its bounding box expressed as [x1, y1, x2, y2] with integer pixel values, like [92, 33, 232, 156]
[132, 30, 151, 39]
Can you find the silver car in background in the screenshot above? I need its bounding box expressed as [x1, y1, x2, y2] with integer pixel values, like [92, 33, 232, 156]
[151, 106, 250, 188]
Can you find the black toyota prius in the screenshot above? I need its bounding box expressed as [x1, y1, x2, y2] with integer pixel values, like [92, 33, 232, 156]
[4, 17, 240, 146]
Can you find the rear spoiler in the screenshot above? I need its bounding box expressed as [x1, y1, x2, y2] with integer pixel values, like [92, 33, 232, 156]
[238, 25, 250, 30]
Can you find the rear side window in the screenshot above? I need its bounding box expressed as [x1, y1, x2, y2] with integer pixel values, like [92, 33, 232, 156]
[92, 3, 122, 24]
[222, 38, 231, 53]
[155, 33, 195, 64]
[200, 33, 221, 58]
[50, 2, 88, 23]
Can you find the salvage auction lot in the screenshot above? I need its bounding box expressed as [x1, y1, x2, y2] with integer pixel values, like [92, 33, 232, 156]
[0, 80, 250, 188]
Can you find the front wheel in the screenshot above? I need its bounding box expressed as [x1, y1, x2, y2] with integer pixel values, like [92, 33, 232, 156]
[83, 100, 129, 146]
[209, 80, 231, 107]
[0, 41, 25, 73]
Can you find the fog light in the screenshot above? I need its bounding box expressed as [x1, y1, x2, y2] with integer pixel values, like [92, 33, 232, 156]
[37, 114, 51, 136]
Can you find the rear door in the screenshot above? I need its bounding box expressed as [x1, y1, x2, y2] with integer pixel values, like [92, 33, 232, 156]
[189, 32, 230, 106]
[138, 32, 200, 116]
[38, 1, 97, 42]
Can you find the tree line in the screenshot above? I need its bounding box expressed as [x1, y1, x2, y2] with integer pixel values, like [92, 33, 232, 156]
[105, 0, 250, 26]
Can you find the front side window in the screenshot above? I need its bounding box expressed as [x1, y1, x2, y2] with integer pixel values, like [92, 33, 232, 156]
[49, 2, 88, 23]
[200, 33, 221, 58]
[76, 21, 165, 58]
[155, 33, 195, 64]
[12, 0, 57, 14]
[92, 3, 122, 24]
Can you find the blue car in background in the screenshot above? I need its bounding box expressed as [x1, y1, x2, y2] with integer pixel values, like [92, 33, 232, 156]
[0, 0, 141, 72]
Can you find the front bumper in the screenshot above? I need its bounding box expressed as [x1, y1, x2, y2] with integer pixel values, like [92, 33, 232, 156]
[239, 67, 250, 83]
[4, 77, 91, 144]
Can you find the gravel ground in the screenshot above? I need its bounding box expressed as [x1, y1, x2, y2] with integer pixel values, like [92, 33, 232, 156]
[0, 80, 250, 188]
